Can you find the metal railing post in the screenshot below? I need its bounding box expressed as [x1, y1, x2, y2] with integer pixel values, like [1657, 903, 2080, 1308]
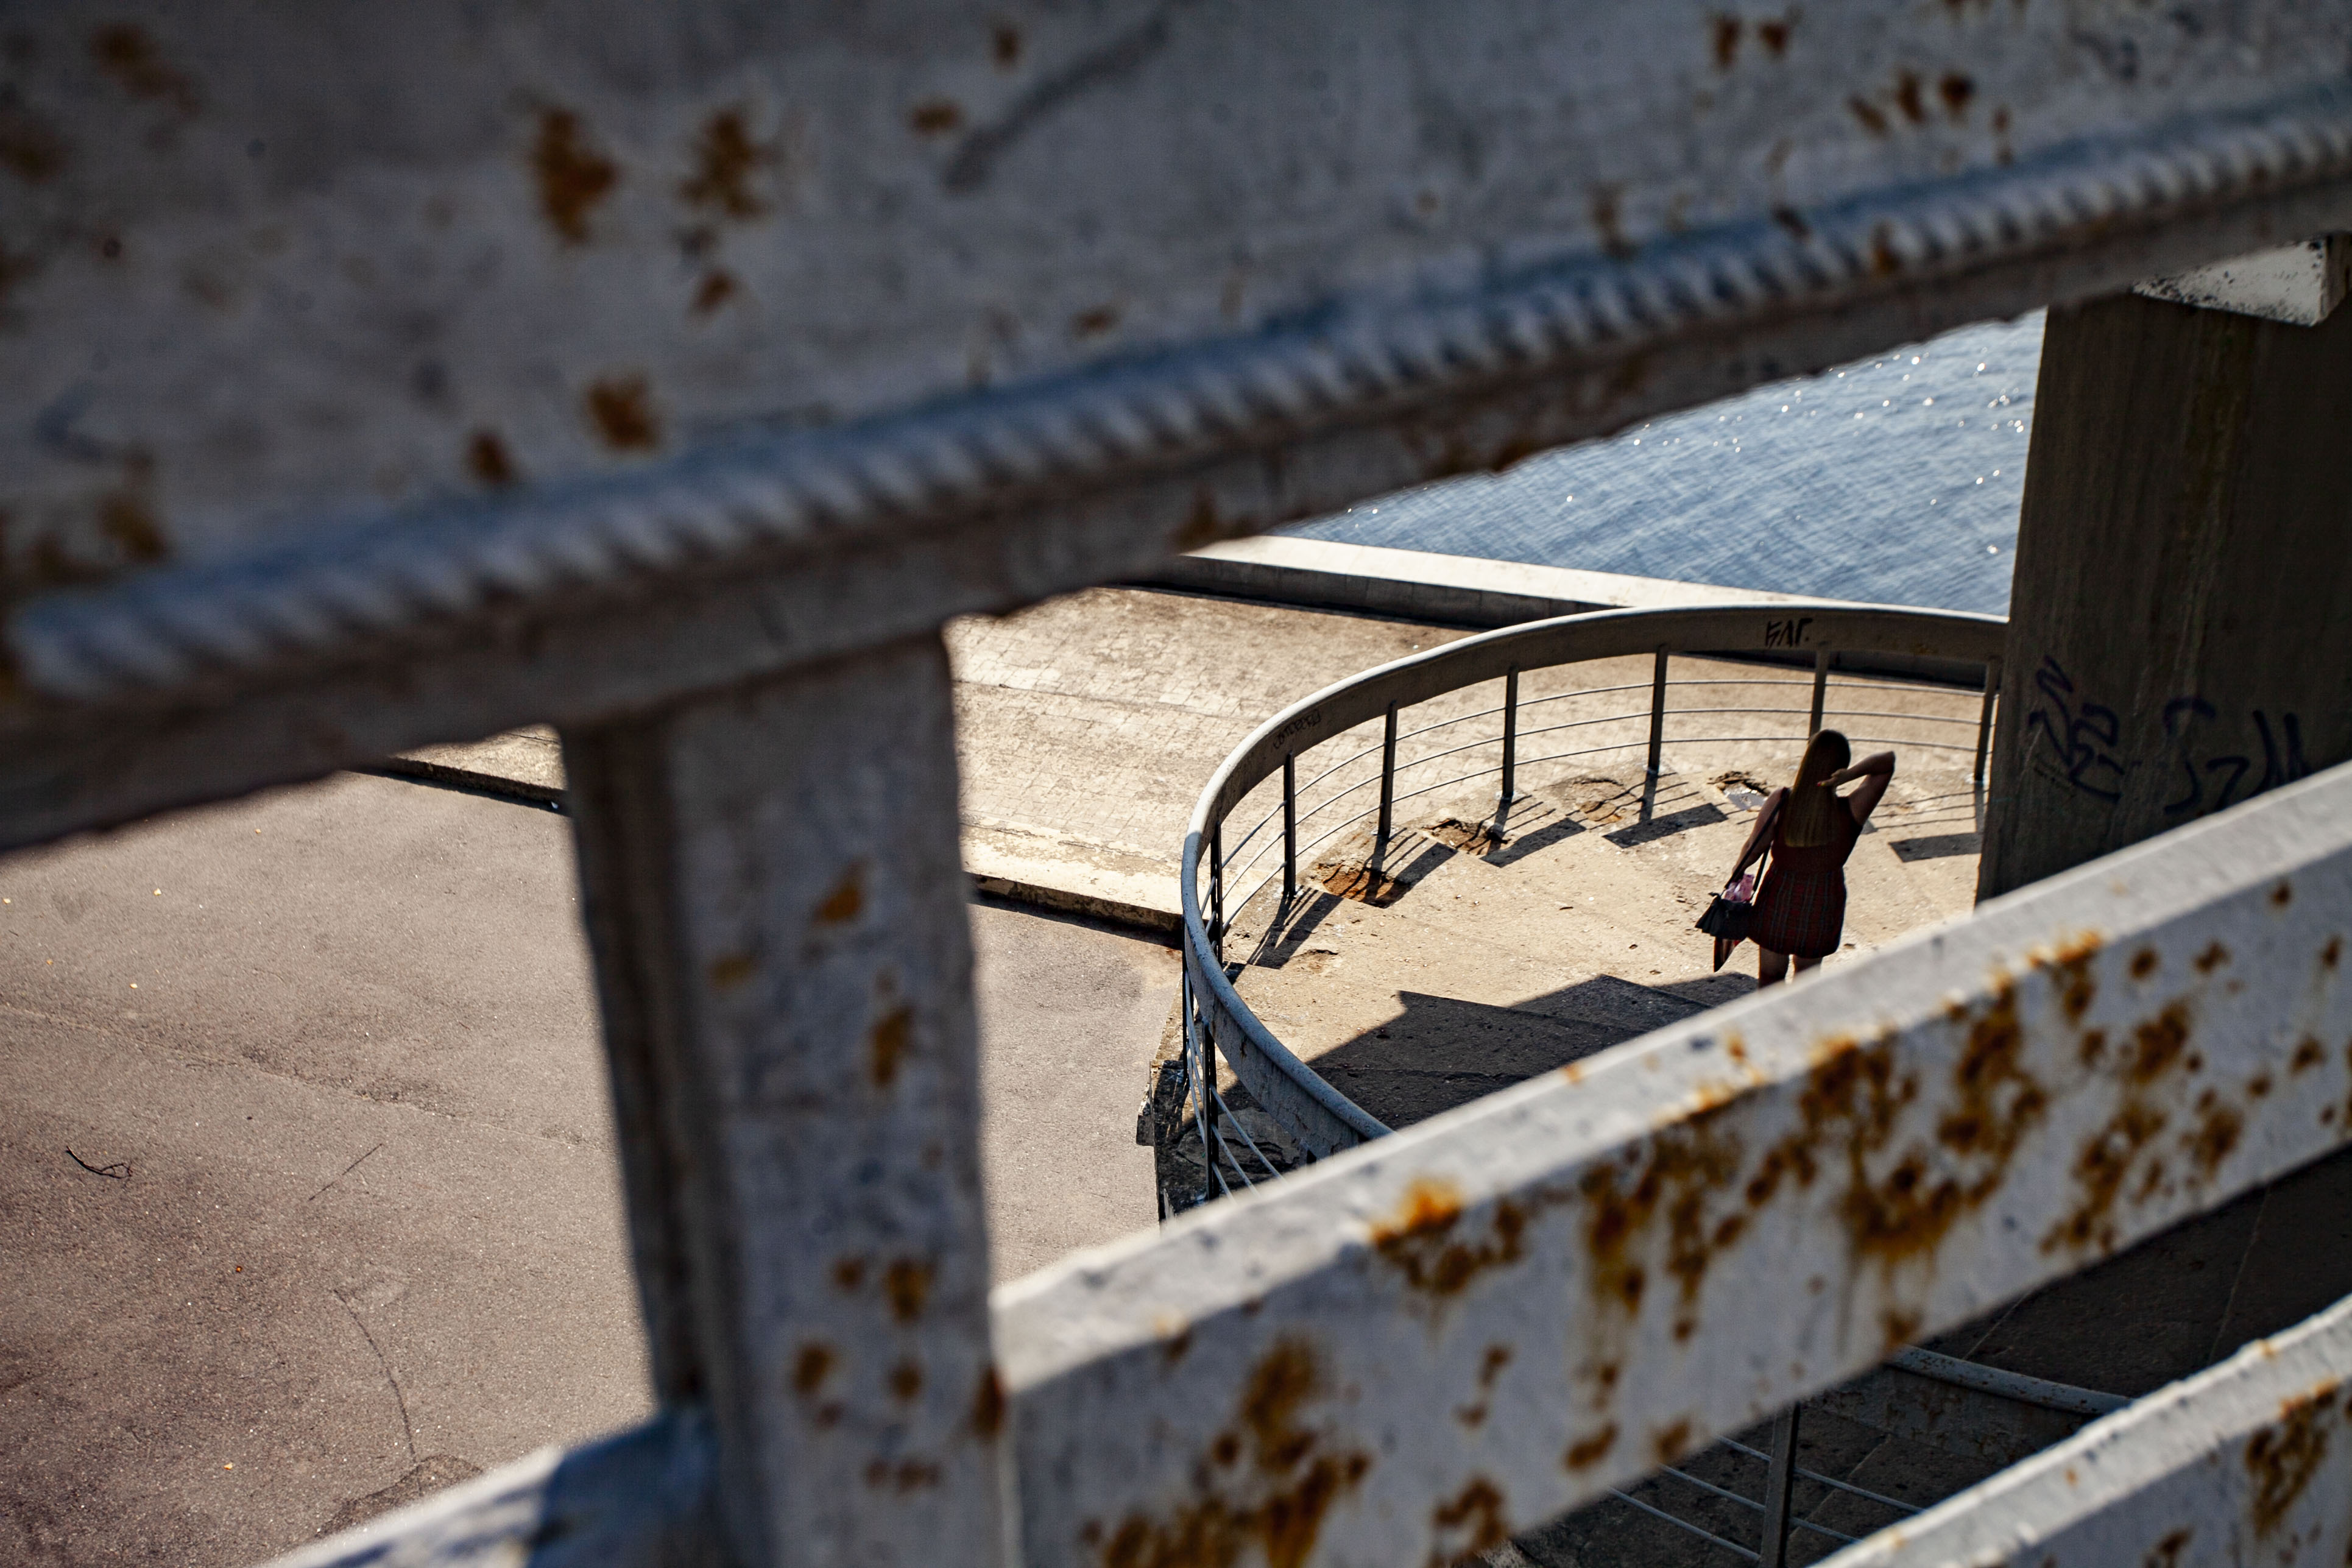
[1209, 822, 1224, 946]
[1644, 648, 1669, 779]
[1376, 703, 1398, 856]
[1809, 648, 1830, 735]
[1758, 1405, 1803, 1568]
[1974, 654, 2004, 784]
[1282, 751, 1298, 905]
[1499, 667, 1519, 822]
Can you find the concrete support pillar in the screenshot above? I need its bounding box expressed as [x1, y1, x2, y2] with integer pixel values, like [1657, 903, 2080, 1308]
[560, 635, 1005, 1568]
[1979, 288, 2352, 900]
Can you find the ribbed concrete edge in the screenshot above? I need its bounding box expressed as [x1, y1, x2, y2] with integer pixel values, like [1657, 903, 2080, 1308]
[1142, 536, 1828, 627]
[361, 757, 1185, 939]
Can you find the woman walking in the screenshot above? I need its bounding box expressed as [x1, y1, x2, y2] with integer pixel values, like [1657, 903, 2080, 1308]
[1725, 729, 1894, 986]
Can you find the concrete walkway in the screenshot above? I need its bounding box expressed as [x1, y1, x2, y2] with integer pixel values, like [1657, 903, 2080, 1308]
[0, 774, 1172, 1566]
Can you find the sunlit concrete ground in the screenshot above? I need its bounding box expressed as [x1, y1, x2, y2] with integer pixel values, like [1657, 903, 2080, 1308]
[0, 772, 1173, 1566]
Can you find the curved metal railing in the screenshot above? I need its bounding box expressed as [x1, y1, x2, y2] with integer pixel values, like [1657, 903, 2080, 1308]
[1172, 601, 2007, 1198]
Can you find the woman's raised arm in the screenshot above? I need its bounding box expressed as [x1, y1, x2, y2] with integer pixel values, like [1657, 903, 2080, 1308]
[1832, 750, 1896, 825]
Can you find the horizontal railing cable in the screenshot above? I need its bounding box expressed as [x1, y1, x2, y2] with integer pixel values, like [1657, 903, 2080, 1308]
[1653, 1467, 1859, 1544]
[1817, 708, 1977, 727]
[1513, 710, 1653, 743]
[1392, 701, 1513, 743]
[1218, 696, 1982, 888]
[1511, 679, 1662, 710]
[1605, 1488, 1762, 1563]
[1717, 1439, 1921, 1517]
[1206, 1076, 1284, 1184]
[1234, 715, 1966, 908]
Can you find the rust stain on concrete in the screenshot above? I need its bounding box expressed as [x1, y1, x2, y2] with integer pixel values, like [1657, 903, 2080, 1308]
[1429, 1477, 1508, 1563]
[885, 1257, 934, 1323]
[91, 24, 199, 115]
[1374, 1182, 1528, 1299]
[870, 1005, 914, 1088]
[465, 430, 518, 488]
[1564, 1423, 1617, 1470]
[972, 1364, 1007, 1438]
[534, 108, 619, 243]
[2244, 1380, 2339, 1536]
[680, 107, 777, 219]
[585, 374, 661, 451]
[1094, 1337, 1372, 1568]
[816, 864, 866, 925]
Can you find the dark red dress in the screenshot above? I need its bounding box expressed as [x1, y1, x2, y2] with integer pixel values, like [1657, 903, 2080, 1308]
[1750, 794, 1863, 959]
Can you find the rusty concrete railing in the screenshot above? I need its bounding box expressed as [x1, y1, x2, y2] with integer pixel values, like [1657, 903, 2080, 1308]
[13, 6, 2352, 1567]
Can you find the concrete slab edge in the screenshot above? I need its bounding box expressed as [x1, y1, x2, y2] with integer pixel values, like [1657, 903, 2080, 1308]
[1143, 536, 1998, 688]
[962, 822, 1184, 938]
[967, 872, 1180, 938]
[1142, 535, 1835, 627]
[361, 757, 567, 810]
[360, 761, 1185, 938]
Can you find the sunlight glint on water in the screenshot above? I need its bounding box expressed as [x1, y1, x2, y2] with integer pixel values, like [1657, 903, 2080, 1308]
[1283, 312, 2044, 615]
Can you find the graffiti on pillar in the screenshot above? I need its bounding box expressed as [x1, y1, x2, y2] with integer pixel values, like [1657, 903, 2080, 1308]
[2023, 656, 2125, 802]
[2161, 698, 2310, 816]
[2022, 655, 2312, 816]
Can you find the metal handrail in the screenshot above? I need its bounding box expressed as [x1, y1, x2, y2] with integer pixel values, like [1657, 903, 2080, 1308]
[1178, 601, 2005, 1162]
[1161, 599, 2051, 1568]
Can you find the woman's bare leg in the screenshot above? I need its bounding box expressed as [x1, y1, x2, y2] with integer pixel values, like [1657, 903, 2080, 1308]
[1756, 946, 1791, 987]
[1792, 954, 1823, 977]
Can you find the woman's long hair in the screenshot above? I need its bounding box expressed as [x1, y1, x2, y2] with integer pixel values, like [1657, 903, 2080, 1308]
[1781, 729, 1852, 848]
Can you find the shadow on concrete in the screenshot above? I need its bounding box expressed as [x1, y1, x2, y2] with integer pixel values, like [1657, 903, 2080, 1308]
[1307, 989, 1627, 1128]
[1299, 967, 1780, 1129]
[1245, 889, 1351, 967]
[1486, 813, 1587, 867]
[1606, 800, 1728, 847]
[1651, 971, 1757, 1011]
[1522, 973, 1711, 1036]
[1304, 969, 1767, 1129]
[1890, 830, 1983, 862]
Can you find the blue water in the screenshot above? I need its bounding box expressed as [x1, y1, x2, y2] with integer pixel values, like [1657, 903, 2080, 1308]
[1285, 313, 2044, 616]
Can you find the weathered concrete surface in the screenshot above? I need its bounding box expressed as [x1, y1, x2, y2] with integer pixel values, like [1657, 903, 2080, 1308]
[397, 587, 1476, 931]
[0, 773, 1175, 1566]
[968, 897, 1174, 1280]
[1982, 289, 2352, 899]
[0, 774, 646, 1568]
